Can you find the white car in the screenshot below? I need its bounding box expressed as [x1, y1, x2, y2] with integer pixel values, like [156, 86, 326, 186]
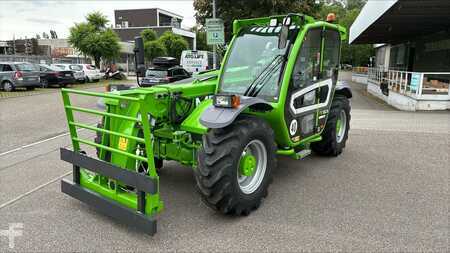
[79, 64, 102, 82]
[52, 64, 86, 83]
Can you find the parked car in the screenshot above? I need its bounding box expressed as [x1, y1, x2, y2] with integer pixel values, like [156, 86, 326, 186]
[51, 64, 85, 83]
[79, 64, 102, 82]
[140, 57, 191, 87]
[38, 64, 75, 88]
[0, 62, 40, 91]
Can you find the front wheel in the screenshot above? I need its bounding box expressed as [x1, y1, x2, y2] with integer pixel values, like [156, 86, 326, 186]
[311, 95, 351, 156]
[196, 116, 277, 215]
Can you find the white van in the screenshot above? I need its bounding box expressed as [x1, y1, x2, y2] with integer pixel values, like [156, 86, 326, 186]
[180, 50, 218, 74]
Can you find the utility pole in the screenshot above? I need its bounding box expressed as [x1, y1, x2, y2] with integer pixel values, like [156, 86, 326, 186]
[212, 0, 217, 69]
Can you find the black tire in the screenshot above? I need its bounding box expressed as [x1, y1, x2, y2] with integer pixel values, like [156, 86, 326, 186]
[26, 86, 35, 91]
[2, 81, 14, 92]
[59, 83, 67, 88]
[311, 95, 350, 156]
[40, 78, 49, 88]
[196, 116, 277, 215]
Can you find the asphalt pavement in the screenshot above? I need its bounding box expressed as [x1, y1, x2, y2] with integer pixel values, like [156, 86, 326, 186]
[0, 73, 448, 252]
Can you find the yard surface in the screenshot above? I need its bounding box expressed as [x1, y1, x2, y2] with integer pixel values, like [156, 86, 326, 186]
[0, 73, 448, 252]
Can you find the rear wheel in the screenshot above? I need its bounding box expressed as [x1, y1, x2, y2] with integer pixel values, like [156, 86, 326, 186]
[196, 116, 276, 215]
[40, 78, 49, 88]
[2, 81, 14, 92]
[311, 95, 350, 156]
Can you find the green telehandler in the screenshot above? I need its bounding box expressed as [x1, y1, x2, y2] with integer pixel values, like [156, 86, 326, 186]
[60, 13, 352, 235]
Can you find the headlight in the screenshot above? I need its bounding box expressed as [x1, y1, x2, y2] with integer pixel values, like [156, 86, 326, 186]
[213, 94, 240, 108]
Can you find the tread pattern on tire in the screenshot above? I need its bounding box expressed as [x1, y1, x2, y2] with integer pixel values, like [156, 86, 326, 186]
[311, 95, 351, 156]
[196, 116, 277, 216]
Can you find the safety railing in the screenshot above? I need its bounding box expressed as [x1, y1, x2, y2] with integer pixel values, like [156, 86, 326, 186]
[61, 88, 156, 172]
[367, 68, 450, 100]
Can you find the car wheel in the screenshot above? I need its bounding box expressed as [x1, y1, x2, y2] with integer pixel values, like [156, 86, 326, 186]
[2, 81, 14, 92]
[85, 77, 90, 83]
[26, 86, 35, 91]
[40, 78, 49, 88]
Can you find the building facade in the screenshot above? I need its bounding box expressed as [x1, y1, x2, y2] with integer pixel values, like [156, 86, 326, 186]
[350, 0, 450, 111]
[113, 8, 196, 49]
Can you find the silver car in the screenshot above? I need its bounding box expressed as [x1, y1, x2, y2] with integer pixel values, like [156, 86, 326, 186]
[0, 62, 41, 91]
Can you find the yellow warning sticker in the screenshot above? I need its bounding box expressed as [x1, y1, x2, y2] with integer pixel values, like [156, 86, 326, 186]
[118, 137, 128, 151]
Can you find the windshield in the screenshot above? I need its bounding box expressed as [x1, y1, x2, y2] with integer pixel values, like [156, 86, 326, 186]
[145, 69, 168, 78]
[219, 26, 290, 101]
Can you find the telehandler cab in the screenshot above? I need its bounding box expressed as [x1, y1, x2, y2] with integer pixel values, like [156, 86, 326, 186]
[60, 13, 351, 235]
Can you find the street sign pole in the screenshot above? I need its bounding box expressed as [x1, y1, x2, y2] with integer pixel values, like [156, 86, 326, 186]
[212, 0, 217, 69]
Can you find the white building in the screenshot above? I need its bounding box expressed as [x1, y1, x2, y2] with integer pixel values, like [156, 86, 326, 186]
[350, 0, 450, 111]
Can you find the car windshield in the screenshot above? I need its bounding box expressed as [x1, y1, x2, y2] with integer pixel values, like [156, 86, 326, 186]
[15, 63, 36, 71]
[219, 26, 290, 101]
[145, 69, 168, 78]
[69, 65, 82, 71]
[54, 65, 66, 70]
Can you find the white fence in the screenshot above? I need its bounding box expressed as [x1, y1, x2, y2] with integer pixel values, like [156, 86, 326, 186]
[368, 68, 450, 101]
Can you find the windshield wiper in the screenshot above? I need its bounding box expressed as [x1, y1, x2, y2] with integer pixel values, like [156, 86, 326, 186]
[244, 54, 284, 97]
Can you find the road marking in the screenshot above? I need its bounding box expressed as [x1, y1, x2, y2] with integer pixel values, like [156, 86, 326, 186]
[0, 132, 70, 157]
[0, 123, 97, 157]
[0, 171, 72, 210]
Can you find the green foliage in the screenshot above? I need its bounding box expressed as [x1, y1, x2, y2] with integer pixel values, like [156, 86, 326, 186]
[193, 0, 371, 66]
[144, 40, 167, 61]
[141, 29, 157, 42]
[319, 1, 372, 66]
[86, 11, 108, 30]
[68, 11, 120, 67]
[158, 31, 189, 60]
[193, 0, 321, 41]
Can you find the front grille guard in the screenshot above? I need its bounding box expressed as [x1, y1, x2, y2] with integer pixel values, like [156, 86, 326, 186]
[60, 88, 159, 235]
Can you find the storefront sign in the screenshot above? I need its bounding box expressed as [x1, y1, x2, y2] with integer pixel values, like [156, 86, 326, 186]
[410, 73, 421, 92]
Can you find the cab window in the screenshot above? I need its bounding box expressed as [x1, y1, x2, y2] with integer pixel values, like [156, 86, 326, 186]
[292, 29, 322, 89]
[322, 29, 341, 80]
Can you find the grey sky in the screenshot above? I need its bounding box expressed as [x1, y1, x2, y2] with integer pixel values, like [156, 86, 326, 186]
[0, 0, 196, 40]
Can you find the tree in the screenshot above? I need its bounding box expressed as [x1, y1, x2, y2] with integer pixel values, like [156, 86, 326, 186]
[68, 11, 121, 68]
[193, 0, 320, 41]
[158, 31, 189, 60]
[144, 40, 167, 61]
[319, 1, 373, 66]
[191, 26, 211, 51]
[50, 30, 58, 39]
[35, 34, 41, 39]
[86, 11, 108, 30]
[42, 32, 49, 39]
[141, 29, 157, 42]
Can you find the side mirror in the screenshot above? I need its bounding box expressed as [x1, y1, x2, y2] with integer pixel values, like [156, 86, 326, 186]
[134, 36, 146, 77]
[278, 26, 289, 49]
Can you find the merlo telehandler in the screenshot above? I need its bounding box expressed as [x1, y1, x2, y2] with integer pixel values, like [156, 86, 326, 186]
[60, 13, 352, 235]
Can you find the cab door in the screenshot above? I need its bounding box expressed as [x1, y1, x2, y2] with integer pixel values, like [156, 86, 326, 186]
[284, 27, 341, 143]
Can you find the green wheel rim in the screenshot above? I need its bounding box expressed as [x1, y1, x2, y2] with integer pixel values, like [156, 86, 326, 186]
[237, 139, 267, 195]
